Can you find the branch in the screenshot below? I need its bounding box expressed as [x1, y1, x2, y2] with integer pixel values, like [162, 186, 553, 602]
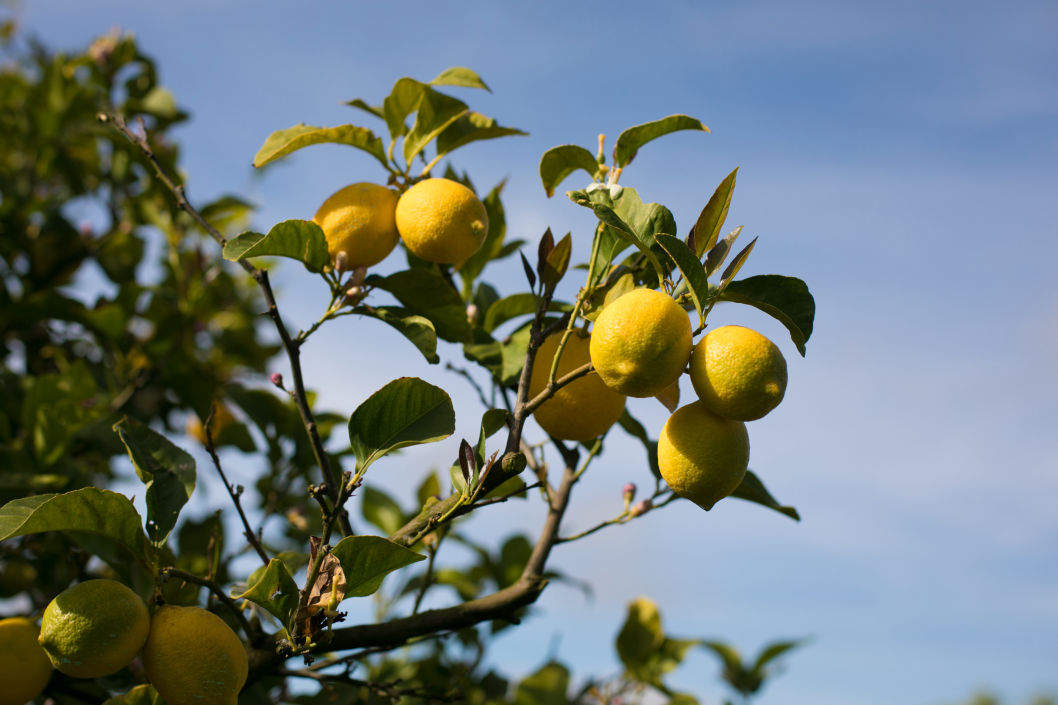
[100, 111, 351, 538]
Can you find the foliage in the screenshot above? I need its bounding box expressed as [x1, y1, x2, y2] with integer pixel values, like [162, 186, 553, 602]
[0, 26, 817, 705]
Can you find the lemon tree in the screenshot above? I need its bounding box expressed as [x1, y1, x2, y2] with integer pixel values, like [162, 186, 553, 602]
[0, 31, 815, 705]
[0, 618, 52, 705]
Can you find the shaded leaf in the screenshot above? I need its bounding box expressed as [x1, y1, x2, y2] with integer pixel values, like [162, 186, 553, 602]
[330, 535, 426, 597]
[541, 232, 572, 291]
[617, 410, 660, 479]
[0, 488, 154, 567]
[718, 236, 757, 290]
[348, 378, 455, 473]
[704, 225, 743, 278]
[234, 558, 299, 626]
[114, 417, 196, 546]
[403, 86, 468, 165]
[654, 234, 709, 329]
[749, 638, 809, 678]
[614, 114, 709, 168]
[102, 684, 164, 705]
[358, 305, 439, 364]
[361, 486, 405, 536]
[224, 220, 329, 273]
[371, 269, 470, 342]
[539, 144, 598, 197]
[730, 470, 800, 521]
[719, 275, 815, 356]
[514, 661, 571, 705]
[252, 123, 387, 169]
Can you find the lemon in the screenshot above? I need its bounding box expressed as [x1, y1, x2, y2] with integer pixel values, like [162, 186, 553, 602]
[395, 178, 488, 264]
[142, 605, 248, 705]
[589, 288, 692, 398]
[528, 330, 626, 441]
[0, 618, 52, 705]
[689, 325, 787, 421]
[313, 182, 399, 269]
[657, 400, 749, 510]
[38, 579, 150, 678]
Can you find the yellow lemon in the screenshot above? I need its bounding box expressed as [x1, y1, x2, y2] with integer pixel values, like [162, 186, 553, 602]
[657, 400, 749, 510]
[528, 330, 626, 441]
[142, 605, 248, 705]
[0, 617, 52, 705]
[395, 178, 488, 264]
[589, 288, 692, 398]
[313, 182, 399, 269]
[38, 579, 150, 678]
[689, 325, 787, 421]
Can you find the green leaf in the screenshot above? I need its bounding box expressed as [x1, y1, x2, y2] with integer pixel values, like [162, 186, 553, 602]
[345, 98, 384, 120]
[435, 112, 526, 161]
[749, 638, 809, 678]
[114, 417, 196, 546]
[348, 377, 456, 473]
[358, 305, 439, 364]
[233, 558, 299, 627]
[691, 168, 738, 256]
[403, 87, 468, 165]
[718, 237, 757, 291]
[541, 232, 572, 291]
[330, 534, 425, 597]
[514, 661, 571, 705]
[371, 269, 470, 342]
[539, 144, 599, 197]
[701, 640, 746, 681]
[719, 275, 815, 356]
[730, 470, 800, 521]
[579, 198, 666, 285]
[654, 234, 709, 330]
[704, 225, 743, 278]
[0, 488, 154, 567]
[223, 220, 329, 273]
[383, 77, 426, 140]
[360, 486, 406, 536]
[614, 114, 710, 168]
[252, 123, 387, 169]
[617, 597, 665, 677]
[429, 67, 491, 91]
[617, 410, 660, 478]
[102, 684, 164, 705]
[416, 472, 442, 508]
[458, 181, 509, 295]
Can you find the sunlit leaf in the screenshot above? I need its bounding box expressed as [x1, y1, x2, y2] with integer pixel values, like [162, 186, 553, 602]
[252, 123, 387, 169]
[348, 377, 456, 473]
[539, 144, 598, 197]
[691, 168, 737, 256]
[331, 535, 426, 597]
[223, 220, 329, 273]
[429, 66, 491, 91]
[403, 87, 468, 165]
[614, 114, 709, 168]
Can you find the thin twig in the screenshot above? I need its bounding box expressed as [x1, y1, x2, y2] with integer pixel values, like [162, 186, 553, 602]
[445, 362, 492, 409]
[203, 407, 270, 567]
[162, 567, 258, 642]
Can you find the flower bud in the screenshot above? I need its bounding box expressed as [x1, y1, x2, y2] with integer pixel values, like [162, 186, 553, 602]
[334, 251, 350, 273]
[270, 372, 284, 388]
[629, 498, 652, 518]
[622, 482, 637, 502]
[466, 303, 479, 325]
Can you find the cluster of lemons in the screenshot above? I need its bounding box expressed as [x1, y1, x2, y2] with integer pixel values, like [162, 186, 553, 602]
[532, 288, 788, 512]
[313, 177, 488, 269]
[0, 579, 247, 705]
[313, 178, 787, 512]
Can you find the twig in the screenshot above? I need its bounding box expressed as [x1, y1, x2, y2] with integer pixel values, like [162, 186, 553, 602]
[203, 407, 270, 567]
[445, 362, 492, 409]
[277, 670, 460, 703]
[162, 567, 258, 642]
[100, 111, 352, 538]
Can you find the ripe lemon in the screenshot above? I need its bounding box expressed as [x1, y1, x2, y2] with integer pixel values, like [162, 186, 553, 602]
[313, 182, 400, 269]
[38, 579, 150, 678]
[142, 605, 248, 705]
[589, 288, 692, 398]
[689, 325, 788, 421]
[395, 177, 488, 264]
[0, 617, 52, 705]
[657, 400, 749, 510]
[528, 330, 626, 441]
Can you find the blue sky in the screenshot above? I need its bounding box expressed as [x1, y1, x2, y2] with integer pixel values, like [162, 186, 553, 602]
[13, 1, 1058, 703]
